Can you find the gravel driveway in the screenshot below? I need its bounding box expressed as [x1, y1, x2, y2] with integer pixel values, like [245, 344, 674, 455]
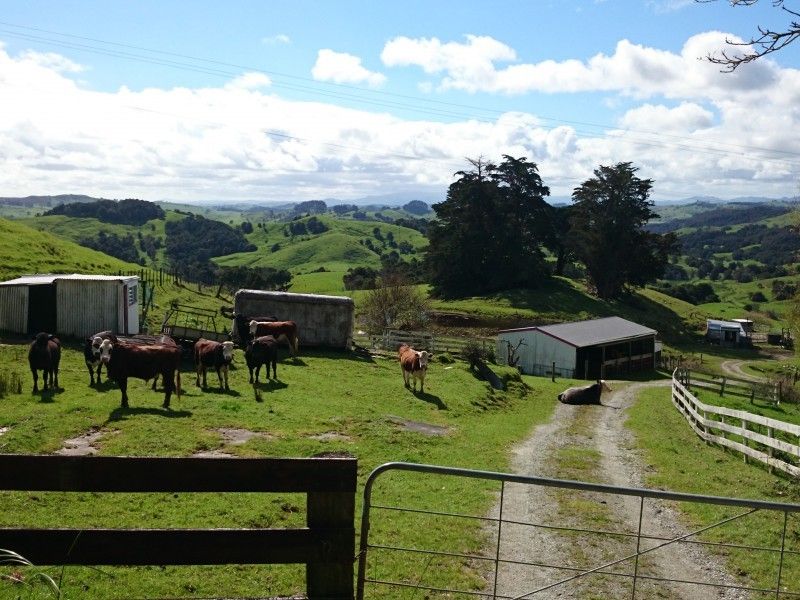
[486, 381, 749, 599]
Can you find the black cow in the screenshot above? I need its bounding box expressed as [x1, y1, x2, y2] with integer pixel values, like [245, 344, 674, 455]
[84, 330, 117, 386]
[557, 380, 612, 405]
[28, 332, 61, 393]
[245, 335, 278, 383]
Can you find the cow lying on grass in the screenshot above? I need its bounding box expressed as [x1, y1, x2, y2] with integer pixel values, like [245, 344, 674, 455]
[194, 339, 235, 390]
[98, 338, 182, 408]
[28, 332, 61, 393]
[249, 320, 299, 356]
[398, 343, 430, 393]
[245, 335, 278, 383]
[557, 380, 612, 405]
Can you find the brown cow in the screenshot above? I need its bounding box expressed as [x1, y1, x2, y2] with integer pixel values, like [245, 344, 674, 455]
[28, 332, 61, 393]
[98, 338, 182, 408]
[249, 320, 299, 355]
[194, 339, 235, 390]
[398, 343, 430, 393]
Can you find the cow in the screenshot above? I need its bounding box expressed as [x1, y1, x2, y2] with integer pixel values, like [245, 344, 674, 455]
[245, 335, 278, 383]
[248, 320, 299, 356]
[97, 338, 182, 408]
[233, 314, 276, 344]
[194, 339, 235, 390]
[84, 330, 117, 386]
[557, 380, 613, 405]
[398, 343, 430, 393]
[28, 332, 61, 393]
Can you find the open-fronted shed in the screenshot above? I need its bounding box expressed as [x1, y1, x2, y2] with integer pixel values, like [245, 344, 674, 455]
[497, 316, 658, 379]
[0, 274, 139, 338]
[233, 289, 354, 349]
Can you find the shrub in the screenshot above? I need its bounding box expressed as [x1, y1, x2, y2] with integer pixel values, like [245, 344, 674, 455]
[359, 275, 429, 334]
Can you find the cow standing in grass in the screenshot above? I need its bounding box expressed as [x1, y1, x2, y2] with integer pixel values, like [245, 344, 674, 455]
[245, 335, 278, 383]
[28, 332, 61, 393]
[249, 320, 299, 356]
[398, 343, 430, 393]
[84, 330, 117, 386]
[558, 380, 612, 405]
[98, 338, 182, 409]
[194, 339, 235, 390]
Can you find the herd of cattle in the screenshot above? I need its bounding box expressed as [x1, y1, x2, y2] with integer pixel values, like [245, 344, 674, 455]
[26, 316, 300, 408]
[26, 319, 607, 407]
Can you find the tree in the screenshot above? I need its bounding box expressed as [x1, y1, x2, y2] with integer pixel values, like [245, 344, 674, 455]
[359, 274, 429, 334]
[426, 156, 551, 298]
[699, 0, 800, 71]
[569, 162, 678, 299]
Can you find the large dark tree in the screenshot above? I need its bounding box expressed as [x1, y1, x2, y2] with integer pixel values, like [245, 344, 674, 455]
[569, 162, 678, 299]
[427, 156, 551, 298]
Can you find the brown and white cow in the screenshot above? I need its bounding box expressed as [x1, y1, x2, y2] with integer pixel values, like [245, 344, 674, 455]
[28, 332, 61, 393]
[398, 343, 430, 393]
[98, 338, 182, 408]
[84, 330, 117, 386]
[248, 320, 299, 355]
[193, 339, 235, 390]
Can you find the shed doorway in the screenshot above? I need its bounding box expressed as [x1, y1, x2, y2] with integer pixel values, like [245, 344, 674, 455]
[27, 284, 57, 335]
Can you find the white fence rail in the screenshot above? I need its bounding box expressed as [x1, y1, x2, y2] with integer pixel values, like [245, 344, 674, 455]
[354, 329, 495, 355]
[672, 369, 800, 478]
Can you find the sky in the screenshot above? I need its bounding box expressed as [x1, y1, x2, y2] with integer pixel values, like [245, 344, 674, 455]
[1, 0, 799, 204]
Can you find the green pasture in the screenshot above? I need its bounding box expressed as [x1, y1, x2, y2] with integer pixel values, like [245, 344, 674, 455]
[626, 387, 800, 594]
[0, 340, 562, 598]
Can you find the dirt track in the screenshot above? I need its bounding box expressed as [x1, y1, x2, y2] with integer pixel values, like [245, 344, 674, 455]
[488, 381, 749, 599]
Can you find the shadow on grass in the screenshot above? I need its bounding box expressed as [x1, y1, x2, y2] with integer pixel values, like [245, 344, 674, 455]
[107, 406, 193, 421]
[253, 379, 288, 392]
[34, 388, 61, 403]
[413, 389, 447, 410]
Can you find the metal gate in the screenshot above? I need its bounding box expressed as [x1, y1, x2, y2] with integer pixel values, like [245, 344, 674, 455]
[356, 462, 800, 599]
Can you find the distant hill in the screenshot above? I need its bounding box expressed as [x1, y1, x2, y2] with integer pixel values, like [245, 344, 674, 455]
[0, 194, 107, 207]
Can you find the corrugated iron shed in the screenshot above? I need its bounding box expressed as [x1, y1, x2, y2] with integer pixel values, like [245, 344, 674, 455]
[499, 316, 657, 348]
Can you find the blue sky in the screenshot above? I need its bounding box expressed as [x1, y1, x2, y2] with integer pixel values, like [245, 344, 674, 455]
[1, 0, 798, 203]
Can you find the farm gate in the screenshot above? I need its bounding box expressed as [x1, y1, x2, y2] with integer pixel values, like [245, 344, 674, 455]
[357, 462, 800, 599]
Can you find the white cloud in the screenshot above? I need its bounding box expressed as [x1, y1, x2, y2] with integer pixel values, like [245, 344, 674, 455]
[311, 49, 386, 87]
[262, 34, 291, 45]
[0, 41, 798, 203]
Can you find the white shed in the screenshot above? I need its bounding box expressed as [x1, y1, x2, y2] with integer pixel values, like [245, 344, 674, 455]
[497, 316, 658, 379]
[705, 319, 751, 347]
[0, 274, 140, 338]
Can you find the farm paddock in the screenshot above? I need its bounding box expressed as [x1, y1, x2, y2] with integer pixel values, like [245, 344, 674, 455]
[0, 336, 556, 598]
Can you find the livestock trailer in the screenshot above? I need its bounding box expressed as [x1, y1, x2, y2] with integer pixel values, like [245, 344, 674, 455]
[0, 274, 140, 338]
[496, 316, 658, 379]
[705, 319, 752, 348]
[233, 289, 354, 349]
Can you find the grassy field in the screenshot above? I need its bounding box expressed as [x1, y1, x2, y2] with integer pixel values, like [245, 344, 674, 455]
[0, 340, 563, 598]
[626, 387, 800, 594]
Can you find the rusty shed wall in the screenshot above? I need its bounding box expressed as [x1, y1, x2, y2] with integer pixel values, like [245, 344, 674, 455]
[0, 285, 28, 333]
[234, 290, 354, 348]
[57, 279, 120, 338]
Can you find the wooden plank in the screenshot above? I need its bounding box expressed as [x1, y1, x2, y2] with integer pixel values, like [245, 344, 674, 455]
[0, 528, 352, 565]
[307, 491, 356, 599]
[0, 455, 358, 493]
[707, 420, 800, 458]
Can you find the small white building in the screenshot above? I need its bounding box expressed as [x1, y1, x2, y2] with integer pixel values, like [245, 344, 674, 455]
[705, 319, 751, 348]
[0, 274, 140, 338]
[497, 316, 658, 379]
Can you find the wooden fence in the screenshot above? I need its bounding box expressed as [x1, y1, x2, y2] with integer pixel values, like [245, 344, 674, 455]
[354, 329, 495, 356]
[678, 368, 782, 404]
[0, 454, 357, 600]
[671, 370, 800, 478]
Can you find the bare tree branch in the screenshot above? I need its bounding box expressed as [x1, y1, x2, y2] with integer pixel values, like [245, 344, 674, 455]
[698, 0, 800, 71]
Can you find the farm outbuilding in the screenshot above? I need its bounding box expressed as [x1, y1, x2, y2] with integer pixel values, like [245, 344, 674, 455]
[497, 316, 658, 379]
[705, 319, 752, 348]
[233, 289, 354, 349]
[0, 274, 140, 338]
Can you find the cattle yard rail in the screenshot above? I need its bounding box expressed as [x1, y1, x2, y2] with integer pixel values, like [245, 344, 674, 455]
[0, 454, 357, 600]
[672, 369, 800, 477]
[356, 329, 495, 356]
[160, 302, 231, 346]
[357, 461, 800, 599]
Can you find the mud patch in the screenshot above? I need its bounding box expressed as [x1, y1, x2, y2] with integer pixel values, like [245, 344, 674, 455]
[388, 415, 451, 436]
[192, 449, 237, 458]
[308, 431, 353, 442]
[215, 427, 274, 445]
[56, 427, 116, 456]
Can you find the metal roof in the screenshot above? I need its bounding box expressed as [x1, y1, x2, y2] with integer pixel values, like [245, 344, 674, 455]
[0, 274, 138, 286]
[499, 316, 657, 348]
[707, 319, 746, 331]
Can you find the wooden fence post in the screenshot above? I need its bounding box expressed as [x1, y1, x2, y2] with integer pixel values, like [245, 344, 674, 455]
[720, 377, 726, 397]
[742, 419, 749, 464]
